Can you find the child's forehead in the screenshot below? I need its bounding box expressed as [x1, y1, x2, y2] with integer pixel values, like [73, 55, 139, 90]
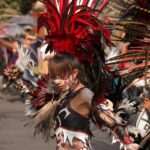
[49, 69, 70, 77]
[49, 63, 72, 75]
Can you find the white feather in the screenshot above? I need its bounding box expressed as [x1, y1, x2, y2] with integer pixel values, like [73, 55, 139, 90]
[118, 99, 136, 113]
[16, 46, 34, 71]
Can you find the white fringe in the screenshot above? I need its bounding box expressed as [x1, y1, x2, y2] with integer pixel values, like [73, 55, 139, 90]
[55, 127, 90, 146]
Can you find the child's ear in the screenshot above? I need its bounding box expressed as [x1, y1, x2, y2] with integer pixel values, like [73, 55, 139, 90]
[73, 69, 78, 79]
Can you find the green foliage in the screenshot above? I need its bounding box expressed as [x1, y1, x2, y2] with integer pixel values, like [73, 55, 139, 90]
[0, 0, 20, 10]
[0, 0, 37, 20]
[0, 0, 19, 20]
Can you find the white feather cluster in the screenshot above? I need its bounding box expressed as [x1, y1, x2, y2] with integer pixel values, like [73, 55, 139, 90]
[118, 99, 137, 113]
[16, 46, 34, 71]
[114, 99, 137, 125]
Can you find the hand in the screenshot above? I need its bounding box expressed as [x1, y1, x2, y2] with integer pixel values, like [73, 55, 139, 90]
[126, 143, 139, 150]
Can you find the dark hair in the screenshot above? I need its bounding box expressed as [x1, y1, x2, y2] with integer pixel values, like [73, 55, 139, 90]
[48, 52, 87, 84]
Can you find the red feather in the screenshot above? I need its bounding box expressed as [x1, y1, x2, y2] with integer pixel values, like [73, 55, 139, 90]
[32, 75, 60, 110]
[43, 1, 61, 30]
[37, 0, 110, 64]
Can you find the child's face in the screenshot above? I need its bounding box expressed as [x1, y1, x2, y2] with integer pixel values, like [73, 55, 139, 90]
[53, 69, 78, 91]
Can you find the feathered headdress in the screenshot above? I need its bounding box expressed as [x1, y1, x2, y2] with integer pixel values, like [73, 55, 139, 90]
[37, 0, 112, 96]
[107, 0, 150, 76]
[38, 0, 110, 63]
[104, 0, 150, 106]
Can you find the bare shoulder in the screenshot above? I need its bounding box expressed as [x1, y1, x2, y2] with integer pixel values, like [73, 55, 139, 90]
[79, 88, 94, 104]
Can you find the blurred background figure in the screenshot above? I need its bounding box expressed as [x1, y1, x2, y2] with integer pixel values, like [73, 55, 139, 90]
[7, 39, 19, 69]
[0, 46, 6, 90]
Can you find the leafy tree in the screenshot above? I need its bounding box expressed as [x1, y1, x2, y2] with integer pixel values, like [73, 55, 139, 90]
[0, 0, 19, 20]
[0, 0, 37, 20]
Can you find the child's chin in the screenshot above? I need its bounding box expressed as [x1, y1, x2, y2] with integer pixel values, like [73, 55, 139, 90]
[61, 87, 69, 92]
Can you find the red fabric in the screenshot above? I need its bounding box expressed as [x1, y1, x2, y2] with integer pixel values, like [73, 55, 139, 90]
[124, 136, 132, 145]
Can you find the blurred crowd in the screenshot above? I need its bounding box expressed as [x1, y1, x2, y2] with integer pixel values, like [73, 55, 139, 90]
[0, 1, 53, 97]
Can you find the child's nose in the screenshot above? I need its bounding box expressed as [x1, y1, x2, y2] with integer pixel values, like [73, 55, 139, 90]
[54, 79, 60, 84]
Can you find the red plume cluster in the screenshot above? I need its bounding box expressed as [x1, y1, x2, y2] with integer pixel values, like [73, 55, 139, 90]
[38, 0, 110, 64]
